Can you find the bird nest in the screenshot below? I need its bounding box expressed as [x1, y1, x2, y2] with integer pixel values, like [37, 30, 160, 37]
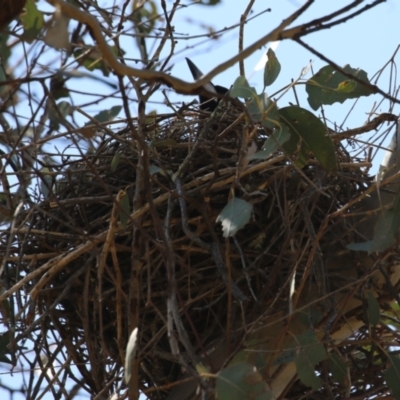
[4, 106, 400, 399]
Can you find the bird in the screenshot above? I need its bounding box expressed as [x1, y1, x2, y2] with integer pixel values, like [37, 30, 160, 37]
[185, 57, 229, 112]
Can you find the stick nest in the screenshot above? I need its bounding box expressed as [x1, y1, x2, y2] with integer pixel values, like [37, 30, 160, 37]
[6, 106, 400, 399]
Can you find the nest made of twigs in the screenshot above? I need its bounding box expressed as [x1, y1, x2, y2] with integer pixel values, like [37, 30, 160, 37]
[5, 104, 400, 399]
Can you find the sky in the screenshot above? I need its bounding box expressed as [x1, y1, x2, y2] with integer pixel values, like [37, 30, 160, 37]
[1, 0, 400, 398]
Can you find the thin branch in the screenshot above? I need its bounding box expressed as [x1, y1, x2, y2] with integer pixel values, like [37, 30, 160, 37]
[47, 0, 312, 93]
[333, 113, 398, 141]
[238, 0, 255, 77]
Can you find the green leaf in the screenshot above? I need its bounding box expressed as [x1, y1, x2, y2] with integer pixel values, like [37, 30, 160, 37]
[92, 105, 122, 124]
[40, 167, 54, 198]
[149, 165, 162, 175]
[306, 65, 376, 110]
[248, 124, 291, 161]
[216, 363, 271, 400]
[49, 101, 72, 129]
[247, 94, 280, 130]
[366, 290, 380, 326]
[385, 355, 400, 399]
[328, 353, 347, 384]
[279, 106, 337, 172]
[348, 191, 400, 254]
[347, 241, 373, 252]
[230, 76, 257, 99]
[20, 0, 44, 42]
[197, 0, 222, 4]
[0, 66, 7, 99]
[50, 76, 70, 100]
[111, 153, 121, 172]
[294, 331, 327, 390]
[0, 33, 11, 64]
[263, 48, 281, 87]
[132, 0, 158, 35]
[370, 209, 399, 253]
[296, 140, 310, 169]
[216, 197, 253, 238]
[0, 332, 12, 364]
[73, 46, 120, 77]
[152, 138, 178, 148]
[119, 193, 130, 228]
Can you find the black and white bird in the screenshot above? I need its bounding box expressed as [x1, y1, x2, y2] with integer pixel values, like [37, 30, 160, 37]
[186, 57, 229, 112]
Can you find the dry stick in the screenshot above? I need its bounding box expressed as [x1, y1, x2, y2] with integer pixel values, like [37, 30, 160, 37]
[163, 191, 199, 387]
[225, 239, 233, 358]
[97, 190, 125, 359]
[111, 239, 125, 365]
[157, 0, 179, 72]
[82, 259, 102, 391]
[0, 201, 24, 278]
[24, 232, 105, 300]
[173, 112, 220, 180]
[175, 178, 247, 302]
[233, 236, 257, 301]
[145, 155, 287, 224]
[128, 105, 147, 400]
[332, 113, 398, 141]
[17, 263, 88, 340]
[238, 0, 256, 77]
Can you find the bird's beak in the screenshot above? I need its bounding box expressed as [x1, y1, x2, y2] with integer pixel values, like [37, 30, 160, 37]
[186, 58, 217, 94]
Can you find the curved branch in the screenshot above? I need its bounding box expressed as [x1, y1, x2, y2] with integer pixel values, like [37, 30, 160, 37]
[333, 113, 398, 141]
[47, 0, 313, 95]
[48, 0, 387, 102]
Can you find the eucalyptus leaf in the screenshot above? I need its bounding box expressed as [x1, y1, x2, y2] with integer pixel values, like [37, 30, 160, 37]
[217, 197, 253, 237]
[92, 105, 122, 124]
[294, 331, 327, 390]
[328, 353, 347, 384]
[366, 290, 380, 326]
[306, 65, 376, 110]
[247, 94, 280, 130]
[384, 355, 400, 399]
[263, 48, 281, 87]
[230, 76, 257, 99]
[248, 125, 291, 161]
[216, 363, 271, 400]
[279, 106, 336, 172]
[119, 193, 130, 228]
[20, 0, 44, 42]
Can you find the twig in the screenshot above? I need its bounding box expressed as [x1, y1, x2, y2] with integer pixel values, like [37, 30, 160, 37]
[233, 236, 257, 301]
[175, 178, 248, 302]
[333, 113, 398, 141]
[238, 0, 255, 77]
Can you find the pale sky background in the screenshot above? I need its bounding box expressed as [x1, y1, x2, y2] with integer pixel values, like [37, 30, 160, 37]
[1, 0, 400, 398]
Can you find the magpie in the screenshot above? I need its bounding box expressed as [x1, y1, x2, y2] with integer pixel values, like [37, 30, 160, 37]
[186, 57, 229, 112]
